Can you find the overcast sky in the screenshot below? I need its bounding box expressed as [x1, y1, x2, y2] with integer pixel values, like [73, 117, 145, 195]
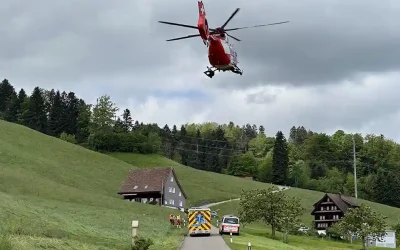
[1, 0, 400, 140]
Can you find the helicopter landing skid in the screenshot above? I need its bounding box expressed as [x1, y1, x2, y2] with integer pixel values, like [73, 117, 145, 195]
[231, 65, 243, 76]
[204, 66, 217, 78]
[204, 65, 243, 78]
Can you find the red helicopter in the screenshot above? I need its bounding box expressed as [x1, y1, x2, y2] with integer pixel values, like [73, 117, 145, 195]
[158, 1, 289, 78]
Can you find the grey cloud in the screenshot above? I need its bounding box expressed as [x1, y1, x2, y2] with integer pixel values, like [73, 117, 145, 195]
[152, 0, 400, 87]
[245, 91, 277, 104]
[2, 0, 400, 113]
[0, 0, 188, 87]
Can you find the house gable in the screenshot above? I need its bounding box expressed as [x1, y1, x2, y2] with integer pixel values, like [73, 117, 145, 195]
[163, 169, 187, 208]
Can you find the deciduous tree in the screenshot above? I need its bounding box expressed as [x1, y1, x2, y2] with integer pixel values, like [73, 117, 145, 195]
[280, 196, 305, 243]
[90, 94, 119, 133]
[335, 203, 387, 250]
[238, 186, 288, 238]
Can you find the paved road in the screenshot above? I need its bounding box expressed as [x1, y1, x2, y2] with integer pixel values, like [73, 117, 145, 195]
[179, 225, 231, 250]
[179, 185, 290, 250]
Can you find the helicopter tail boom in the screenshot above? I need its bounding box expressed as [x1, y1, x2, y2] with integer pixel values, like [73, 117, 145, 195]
[197, 1, 210, 42]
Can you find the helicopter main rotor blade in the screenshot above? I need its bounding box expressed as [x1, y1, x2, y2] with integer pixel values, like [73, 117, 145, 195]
[226, 33, 241, 41]
[224, 21, 289, 31]
[159, 21, 217, 32]
[158, 21, 199, 30]
[165, 34, 201, 41]
[220, 8, 240, 29]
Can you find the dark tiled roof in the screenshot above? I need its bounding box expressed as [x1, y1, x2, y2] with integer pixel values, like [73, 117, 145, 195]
[117, 167, 188, 198]
[312, 193, 359, 214]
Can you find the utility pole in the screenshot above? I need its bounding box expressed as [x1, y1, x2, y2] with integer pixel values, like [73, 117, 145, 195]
[352, 134, 358, 199]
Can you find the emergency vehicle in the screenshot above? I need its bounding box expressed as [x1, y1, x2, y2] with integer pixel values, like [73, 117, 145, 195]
[219, 214, 240, 235]
[188, 207, 211, 236]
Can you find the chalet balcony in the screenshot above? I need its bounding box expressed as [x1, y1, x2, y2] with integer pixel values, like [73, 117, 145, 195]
[313, 219, 340, 222]
[313, 210, 342, 213]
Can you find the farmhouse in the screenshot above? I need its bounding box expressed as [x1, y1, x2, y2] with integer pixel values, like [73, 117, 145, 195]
[311, 193, 359, 231]
[117, 167, 187, 210]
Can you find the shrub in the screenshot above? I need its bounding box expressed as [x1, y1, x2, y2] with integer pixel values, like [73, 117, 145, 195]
[131, 236, 154, 250]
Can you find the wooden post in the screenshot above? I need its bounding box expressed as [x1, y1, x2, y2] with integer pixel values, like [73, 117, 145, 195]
[131, 220, 139, 247]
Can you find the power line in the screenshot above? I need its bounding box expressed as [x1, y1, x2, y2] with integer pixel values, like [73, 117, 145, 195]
[171, 133, 241, 143]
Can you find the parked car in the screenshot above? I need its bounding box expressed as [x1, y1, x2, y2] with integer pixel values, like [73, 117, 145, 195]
[219, 215, 240, 235]
[211, 211, 218, 218]
[298, 226, 309, 233]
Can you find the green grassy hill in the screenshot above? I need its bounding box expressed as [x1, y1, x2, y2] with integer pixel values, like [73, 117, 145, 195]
[2, 119, 400, 250]
[0, 120, 185, 250]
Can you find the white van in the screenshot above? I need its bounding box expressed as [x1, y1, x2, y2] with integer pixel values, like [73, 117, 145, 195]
[218, 215, 240, 235]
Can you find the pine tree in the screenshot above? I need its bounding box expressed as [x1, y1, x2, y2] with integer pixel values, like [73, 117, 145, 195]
[58, 91, 70, 134]
[179, 125, 188, 165]
[21, 86, 48, 133]
[0, 79, 16, 118]
[42, 89, 56, 118]
[76, 99, 91, 143]
[113, 117, 125, 133]
[65, 92, 79, 135]
[47, 91, 63, 136]
[4, 88, 27, 122]
[122, 109, 133, 132]
[272, 131, 289, 185]
[162, 124, 173, 159]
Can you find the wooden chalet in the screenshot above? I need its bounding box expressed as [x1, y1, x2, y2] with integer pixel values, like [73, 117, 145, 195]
[311, 193, 359, 230]
[117, 167, 188, 209]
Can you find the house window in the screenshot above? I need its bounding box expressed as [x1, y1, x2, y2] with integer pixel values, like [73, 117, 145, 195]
[179, 200, 183, 207]
[133, 185, 138, 189]
[172, 188, 176, 193]
[327, 206, 330, 210]
[169, 187, 173, 193]
[321, 207, 324, 211]
[164, 200, 167, 205]
[334, 206, 337, 210]
[170, 176, 174, 182]
[179, 192, 182, 197]
[327, 198, 330, 202]
[169, 199, 174, 205]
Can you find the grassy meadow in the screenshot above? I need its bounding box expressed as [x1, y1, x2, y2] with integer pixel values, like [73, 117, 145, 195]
[0, 120, 185, 250]
[221, 225, 391, 250]
[1, 118, 399, 250]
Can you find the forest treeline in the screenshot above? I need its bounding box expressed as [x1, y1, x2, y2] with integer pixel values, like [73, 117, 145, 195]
[1, 79, 400, 208]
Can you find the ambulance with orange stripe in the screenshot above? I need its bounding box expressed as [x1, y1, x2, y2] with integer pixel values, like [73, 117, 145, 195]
[188, 207, 211, 236]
